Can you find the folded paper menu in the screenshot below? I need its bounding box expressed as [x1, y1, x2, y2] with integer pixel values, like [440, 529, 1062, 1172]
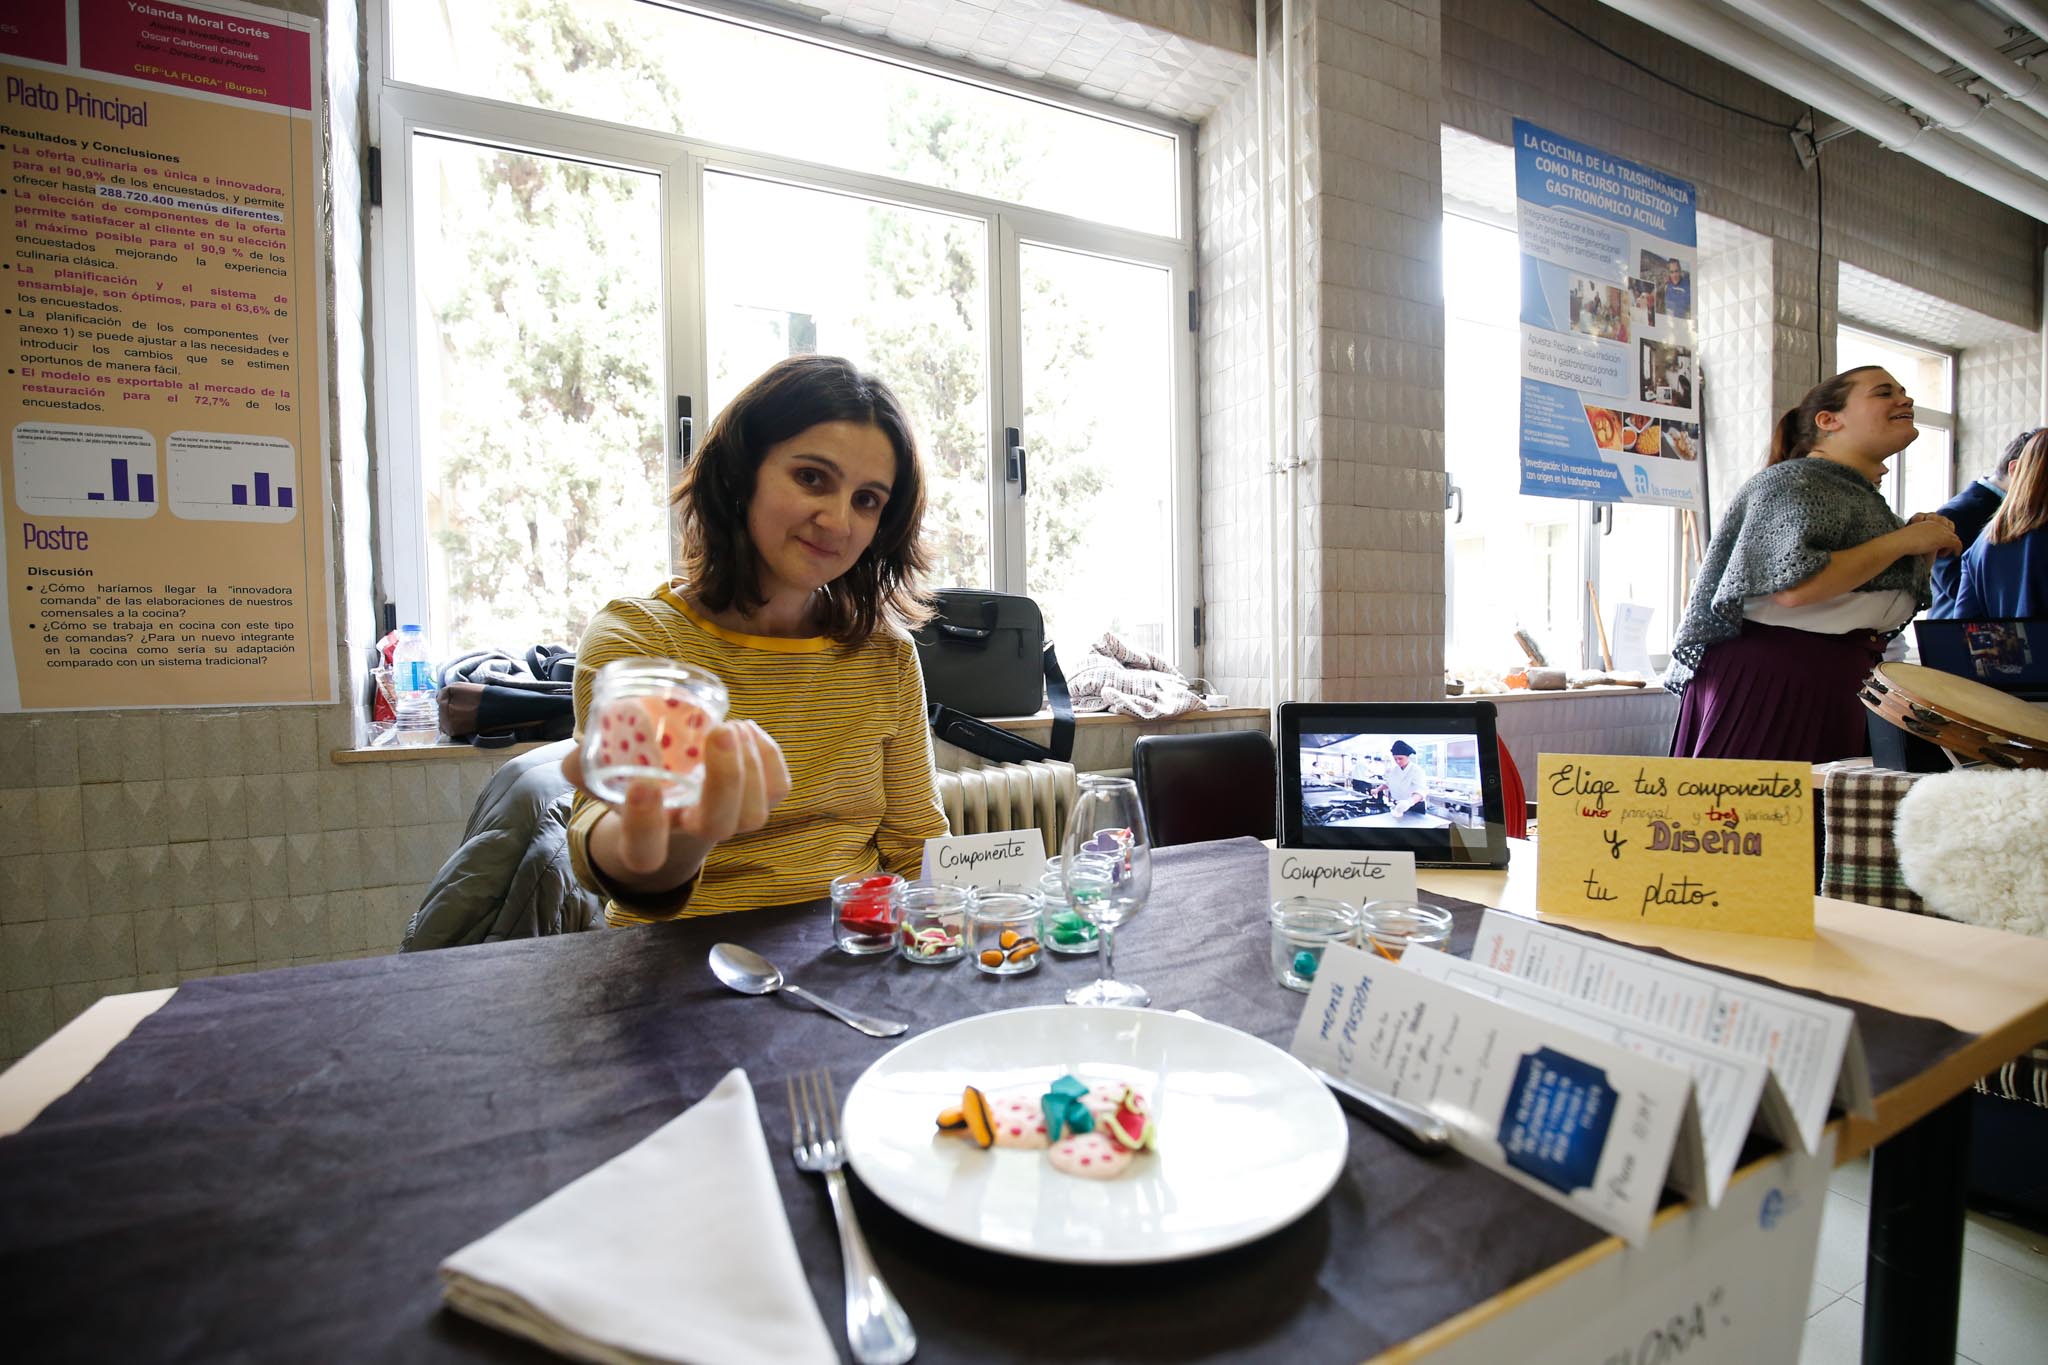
[1290, 941, 1704, 1244]
[439, 1069, 835, 1365]
[1472, 910, 1871, 1152]
[1399, 944, 1800, 1207]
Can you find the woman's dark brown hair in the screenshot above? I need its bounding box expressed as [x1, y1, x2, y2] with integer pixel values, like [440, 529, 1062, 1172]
[674, 355, 933, 643]
[1987, 429, 2048, 544]
[1767, 365, 1886, 465]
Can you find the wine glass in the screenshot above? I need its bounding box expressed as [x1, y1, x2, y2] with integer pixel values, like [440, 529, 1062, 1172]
[1059, 775, 1154, 1008]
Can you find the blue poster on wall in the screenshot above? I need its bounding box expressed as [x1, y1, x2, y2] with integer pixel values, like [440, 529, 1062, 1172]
[1514, 119, 1703, 508]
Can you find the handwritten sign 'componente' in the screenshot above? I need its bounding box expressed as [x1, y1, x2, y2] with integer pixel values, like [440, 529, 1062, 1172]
[1534, 753, 1814, 938]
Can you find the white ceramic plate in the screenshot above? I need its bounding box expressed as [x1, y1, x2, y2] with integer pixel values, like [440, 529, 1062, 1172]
[840, 1005, 1348, 1264]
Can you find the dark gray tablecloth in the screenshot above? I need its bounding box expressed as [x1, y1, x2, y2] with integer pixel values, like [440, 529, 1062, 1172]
[0, 838, 1970, 1362]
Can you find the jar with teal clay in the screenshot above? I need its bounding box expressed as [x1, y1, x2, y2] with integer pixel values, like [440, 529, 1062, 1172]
[1268, 897, 1358, 992]
[1038, 863, 1102, 955]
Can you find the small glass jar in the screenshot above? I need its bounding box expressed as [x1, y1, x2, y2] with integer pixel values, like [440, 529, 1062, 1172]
[829, 871, 904, 956]
[1359, 900, 1454, 962]
[1269, 897, 1358, 992]
[968, 887, 1045, 976]
[897, 882, 971, 966]
[580, 659, 729, 808]
[1036, 870, 1100, 955]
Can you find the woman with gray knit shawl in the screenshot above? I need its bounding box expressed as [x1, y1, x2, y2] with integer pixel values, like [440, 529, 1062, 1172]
[1669, 366, 1962, 761]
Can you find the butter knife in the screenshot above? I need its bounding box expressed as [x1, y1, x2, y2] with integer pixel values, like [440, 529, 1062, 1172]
[1309, 1066, 1452, 1154]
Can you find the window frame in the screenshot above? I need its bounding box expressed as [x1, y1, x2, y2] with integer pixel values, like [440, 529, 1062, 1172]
[1439, 206, 1687, 674]
[1834, 320, 1957, 517]
[368, 0, 1201, 666]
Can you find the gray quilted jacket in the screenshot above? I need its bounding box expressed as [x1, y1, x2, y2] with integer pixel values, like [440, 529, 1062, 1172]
[401, 738, 606, 950]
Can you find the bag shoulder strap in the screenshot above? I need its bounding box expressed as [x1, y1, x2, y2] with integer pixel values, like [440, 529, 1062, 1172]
[1043, 643, 1073, 762]
[927, 643, 1073, 766]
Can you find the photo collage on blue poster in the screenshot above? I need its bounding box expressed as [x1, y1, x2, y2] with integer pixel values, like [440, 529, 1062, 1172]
[1514, 119, 1704, 509]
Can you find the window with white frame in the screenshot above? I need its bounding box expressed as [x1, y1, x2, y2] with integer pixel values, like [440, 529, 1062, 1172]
[373, 0, 1197, 667]
[1834, 325, 1955, 519]
[1440, 211, 1682, 678]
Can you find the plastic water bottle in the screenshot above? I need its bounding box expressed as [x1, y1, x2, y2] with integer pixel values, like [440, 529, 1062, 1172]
[392, 624, 438, 746]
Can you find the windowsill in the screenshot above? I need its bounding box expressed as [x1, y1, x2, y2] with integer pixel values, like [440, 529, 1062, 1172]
[970, 705, 1270, 732]
[331, 740, 552, 764]
[331, 706, 1277, 765]
[1462, 684, 1670, 703]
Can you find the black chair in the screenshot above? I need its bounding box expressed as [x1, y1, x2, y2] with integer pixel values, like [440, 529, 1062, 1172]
[1131, 730, 1277, 847]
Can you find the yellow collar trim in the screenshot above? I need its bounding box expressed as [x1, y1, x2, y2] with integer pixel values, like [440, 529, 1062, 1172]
[663, 584, 834, 654]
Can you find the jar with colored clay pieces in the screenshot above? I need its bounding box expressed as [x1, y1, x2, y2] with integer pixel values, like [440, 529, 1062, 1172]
[580, 659, 729, 807]
[830, 871, 905, 956]
[898, 882, 971, 966]
[1359, 900, 1453, 961]
[1268, 897, 1357, 992]
[968, 887, 1045, 976]
[1038, 857, 1102, 954]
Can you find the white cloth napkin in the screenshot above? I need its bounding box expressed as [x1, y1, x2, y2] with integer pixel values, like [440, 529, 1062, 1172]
[440, 1069, 836, 1365]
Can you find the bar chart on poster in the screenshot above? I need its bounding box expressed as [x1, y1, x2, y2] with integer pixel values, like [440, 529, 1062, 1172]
[13, 425, 160, 519]
[168, 433, 298, 523]
[0, 0, 333, 710]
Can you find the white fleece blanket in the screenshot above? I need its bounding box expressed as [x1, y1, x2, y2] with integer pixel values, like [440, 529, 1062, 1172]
[1893, 768, 2048, 939]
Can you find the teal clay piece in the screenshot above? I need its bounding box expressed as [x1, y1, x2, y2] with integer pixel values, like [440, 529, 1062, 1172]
[1049, 911, 1098, 945]
[1293, 949, 1319, 980]
[1047, 1075, 1089, 1101]
[1041, 1075, 1095, 1141]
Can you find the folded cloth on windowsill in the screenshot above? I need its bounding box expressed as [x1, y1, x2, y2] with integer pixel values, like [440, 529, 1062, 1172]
[1067, 631, 1226, 718]
[439, 1069, 835, 1365]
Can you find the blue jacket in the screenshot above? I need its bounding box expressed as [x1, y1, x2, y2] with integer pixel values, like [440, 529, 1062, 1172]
[1928, 479, 2005, 617]
[1953, 526, 2048, 620]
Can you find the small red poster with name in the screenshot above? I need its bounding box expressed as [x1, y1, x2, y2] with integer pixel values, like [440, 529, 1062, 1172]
[79, 0, 313, 110]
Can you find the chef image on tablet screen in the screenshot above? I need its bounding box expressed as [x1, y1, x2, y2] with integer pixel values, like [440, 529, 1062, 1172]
[1380, 740, 1428, 817]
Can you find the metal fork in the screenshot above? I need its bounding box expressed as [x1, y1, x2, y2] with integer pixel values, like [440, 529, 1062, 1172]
[788, 1072, 917, 1365]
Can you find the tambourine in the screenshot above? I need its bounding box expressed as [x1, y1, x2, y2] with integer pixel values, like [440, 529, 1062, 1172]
[1858, 661, 2048, 770]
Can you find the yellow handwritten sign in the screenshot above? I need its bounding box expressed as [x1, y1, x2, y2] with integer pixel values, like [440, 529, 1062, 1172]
[1535, 753, 1814, 938]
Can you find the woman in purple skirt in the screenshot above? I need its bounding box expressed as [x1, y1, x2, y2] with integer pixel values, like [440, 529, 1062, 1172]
[1668, 367, 1963, 762]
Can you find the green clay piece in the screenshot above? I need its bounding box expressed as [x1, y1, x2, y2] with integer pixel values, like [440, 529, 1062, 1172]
[1048, 1074, 1089, 1101]
[1293, 949, 1319, 980]
[1041, 1092, 1069, 1141]
[1048, 912, 1098, 944]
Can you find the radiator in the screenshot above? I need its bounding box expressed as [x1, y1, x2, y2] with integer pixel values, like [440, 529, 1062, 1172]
[935, 759, 1078, 858]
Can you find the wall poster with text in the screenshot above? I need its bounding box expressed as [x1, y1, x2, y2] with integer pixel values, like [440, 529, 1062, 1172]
[1514, 118, 1704, 510]
[0, 0, 333, 711]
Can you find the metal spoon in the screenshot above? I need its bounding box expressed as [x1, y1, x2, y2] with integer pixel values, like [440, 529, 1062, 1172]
[708, 944, 909, 1038]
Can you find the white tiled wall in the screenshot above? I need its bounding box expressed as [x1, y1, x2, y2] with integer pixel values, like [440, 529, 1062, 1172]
[1695, 221, 1777, 527]
[1195, 38, 1276, 708]
[1306, 0, 1448, 702]
[1202, 0, 2041, 711]
[803, 0, 1254, 120]
[1441, 0, 2035, 336]
[1198, 1, 1448, 708]
[1439, 0, 2039, 516]
[1958, 335, 2044, 484]
[0, 708, 509, 1066]
[0, 0, 517, 1070]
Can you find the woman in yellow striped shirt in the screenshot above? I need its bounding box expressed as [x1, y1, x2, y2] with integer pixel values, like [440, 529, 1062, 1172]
[562, 356, 950, 922]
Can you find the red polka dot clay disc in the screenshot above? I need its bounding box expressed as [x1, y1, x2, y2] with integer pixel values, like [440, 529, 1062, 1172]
[1047, 1130, 1131, 1180]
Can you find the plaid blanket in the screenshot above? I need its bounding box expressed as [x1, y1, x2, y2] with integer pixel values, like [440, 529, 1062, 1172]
[1819, 765, 1929, 913]
[1978, 1046, 2048, 1108]
[1820, 765, 2046, 1109]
